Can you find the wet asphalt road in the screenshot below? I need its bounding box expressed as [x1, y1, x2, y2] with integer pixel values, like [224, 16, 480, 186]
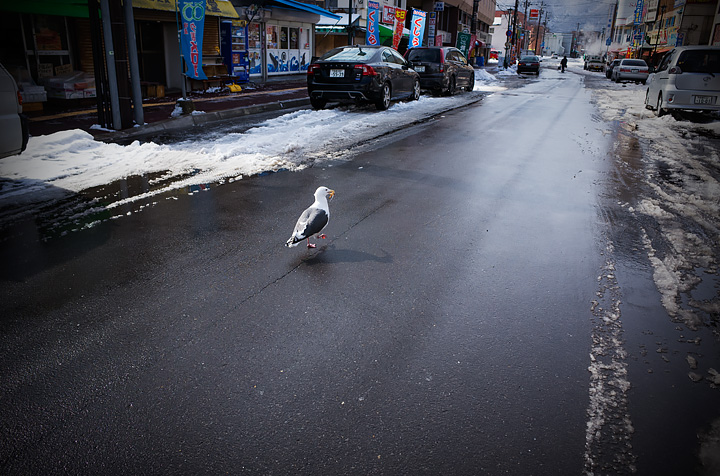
[2, 68, 719, 475]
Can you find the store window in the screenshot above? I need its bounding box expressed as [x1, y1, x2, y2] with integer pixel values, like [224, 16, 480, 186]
[280, 27, 289, 49]
[290, 28, 299, 49]
[266, 25, 278, 49]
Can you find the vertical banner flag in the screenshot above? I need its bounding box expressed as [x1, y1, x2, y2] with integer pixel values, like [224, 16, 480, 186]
[456, 31, 471, 57]
[179, 0, 207, 80]
[366, 1, 381, 45]
[409, 9, 427, 48]
[393, 9, 406, 50]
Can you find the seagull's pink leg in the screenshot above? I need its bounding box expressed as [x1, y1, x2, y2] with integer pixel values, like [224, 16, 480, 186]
[306, 238, 316, 248]
[319, 234, 326, 239]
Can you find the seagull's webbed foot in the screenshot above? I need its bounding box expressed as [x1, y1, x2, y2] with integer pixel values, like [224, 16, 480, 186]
[306, 238, 316, 248]
[319, 234, 326, 239]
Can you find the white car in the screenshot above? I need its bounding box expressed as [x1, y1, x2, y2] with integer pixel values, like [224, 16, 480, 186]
[611, 58, 649, 84]
[0, 63, 28, 159]
[645, 46, 720, 116]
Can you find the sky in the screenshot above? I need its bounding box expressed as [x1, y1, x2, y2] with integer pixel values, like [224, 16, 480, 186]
[495, 0, 618, 35]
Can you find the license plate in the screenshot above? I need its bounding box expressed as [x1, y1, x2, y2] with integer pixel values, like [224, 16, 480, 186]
[414, 65, 425, 72]
[631, 69, 638, 73]
[330, 69, 344, 78]
[694, 95, 715, 105]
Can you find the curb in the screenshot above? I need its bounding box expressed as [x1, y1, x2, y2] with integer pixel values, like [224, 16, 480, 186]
[94, 97, 311, 142]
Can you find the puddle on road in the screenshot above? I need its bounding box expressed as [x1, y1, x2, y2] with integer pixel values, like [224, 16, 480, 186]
[0, 170, 212, 242]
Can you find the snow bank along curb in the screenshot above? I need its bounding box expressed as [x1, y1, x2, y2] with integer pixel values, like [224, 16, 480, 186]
[94, 97, 311, 142]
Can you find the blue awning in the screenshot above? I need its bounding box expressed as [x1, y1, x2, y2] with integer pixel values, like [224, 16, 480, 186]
[271, 0, 341, 20]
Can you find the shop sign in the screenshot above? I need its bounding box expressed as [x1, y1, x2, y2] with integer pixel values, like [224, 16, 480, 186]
[428, 12, 436, 46]
[383, 5, 396, 25]
[434, 2, 444, 11]
[366, 1, 381, 45]
[180, 0, 208, 80]
[456, 31, 471, 57]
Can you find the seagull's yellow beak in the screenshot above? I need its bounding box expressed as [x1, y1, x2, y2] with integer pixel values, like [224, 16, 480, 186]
[328, 189, 335, 199]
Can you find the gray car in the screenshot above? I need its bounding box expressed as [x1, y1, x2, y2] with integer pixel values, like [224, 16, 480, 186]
[644, 46, 720, 116]
[404, 47, 475, 95]
[611, 59, 649, 84]
[0, 63, 29, 159]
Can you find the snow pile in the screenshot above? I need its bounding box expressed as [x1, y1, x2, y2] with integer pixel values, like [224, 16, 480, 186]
[591, 80, 720, 331]
[475, 69, 497, 82]
[0, 91, 491, 222]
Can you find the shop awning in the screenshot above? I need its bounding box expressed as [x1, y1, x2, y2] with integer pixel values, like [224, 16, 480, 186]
[379, 23, 409, 38]
[272, 0, 341, 20]
[133, 0, 239, 18]
[317, 13, 361, 27]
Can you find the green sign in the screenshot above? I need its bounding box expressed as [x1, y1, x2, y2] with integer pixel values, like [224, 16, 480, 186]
[456, 32, 471, 57]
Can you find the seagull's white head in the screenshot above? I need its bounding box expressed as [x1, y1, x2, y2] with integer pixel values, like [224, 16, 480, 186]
[315, 186, 335, 201]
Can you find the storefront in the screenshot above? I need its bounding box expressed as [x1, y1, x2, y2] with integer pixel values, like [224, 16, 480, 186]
[234, 0, 341, 79]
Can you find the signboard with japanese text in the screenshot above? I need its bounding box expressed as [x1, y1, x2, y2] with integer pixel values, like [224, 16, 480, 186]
[529, 9, 539, 20]
[428, 12, 436, 46]
[456, 32, 471, 56]
[633, 0, 644, 25]
[180, 0, 208, 79]
[383, 5, 396, 25]
[409, 9, 427, 48]
[366, 1, 381, 45]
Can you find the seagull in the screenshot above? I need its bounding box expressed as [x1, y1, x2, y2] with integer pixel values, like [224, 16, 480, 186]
[285, 186, 335, 248]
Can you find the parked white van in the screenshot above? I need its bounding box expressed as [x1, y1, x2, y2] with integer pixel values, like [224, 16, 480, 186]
[0, 63, 28, 159]
[644, 46, 720, 116]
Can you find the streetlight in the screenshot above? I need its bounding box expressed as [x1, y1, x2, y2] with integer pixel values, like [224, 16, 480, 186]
[652, 5, 667, 65]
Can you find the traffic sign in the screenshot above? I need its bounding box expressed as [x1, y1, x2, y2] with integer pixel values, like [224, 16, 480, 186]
[506, 30, 513, 37]
[606, 38, 611, 46]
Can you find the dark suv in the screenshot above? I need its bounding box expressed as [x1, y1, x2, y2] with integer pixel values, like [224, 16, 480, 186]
[404, 47, 475, 95]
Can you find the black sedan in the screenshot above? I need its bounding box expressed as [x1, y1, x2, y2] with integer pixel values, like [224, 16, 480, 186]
[517, 55, 541, 75]
[404, 47, 475, 95]
[307, 45, 420, 110]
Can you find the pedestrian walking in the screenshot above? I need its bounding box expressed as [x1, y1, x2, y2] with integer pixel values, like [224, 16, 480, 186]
[560, 56, 568, 73]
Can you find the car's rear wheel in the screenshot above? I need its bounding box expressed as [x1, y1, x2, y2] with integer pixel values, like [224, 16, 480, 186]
[376, 83, 391, 110]
[310, 97, 326, 110]
[411, 79, 420, 100]
[445, 76, 456, 96]
[655, 93, 665, 117]
[465, 74, 474, 92]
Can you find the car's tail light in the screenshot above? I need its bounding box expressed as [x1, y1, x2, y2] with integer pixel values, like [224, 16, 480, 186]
[307, 64, 321, 76]
[439, 50, 445, 72]
[17, 90, 23, 106]
[669, 66, 682, 74]
[354, 64, 377, 76]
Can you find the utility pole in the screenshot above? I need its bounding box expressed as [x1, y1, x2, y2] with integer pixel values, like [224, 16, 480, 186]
[534, 4, 543, 54]
[511, 0, 519, 62]
[652, 5, 667, 65]
[522, 0, 530, 54]
[504, 8, 513, 68]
